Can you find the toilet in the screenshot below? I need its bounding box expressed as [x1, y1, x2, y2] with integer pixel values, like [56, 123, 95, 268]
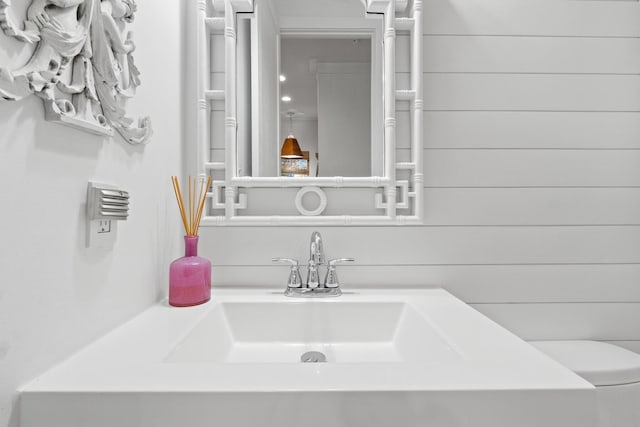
[531, 340, 640, 427]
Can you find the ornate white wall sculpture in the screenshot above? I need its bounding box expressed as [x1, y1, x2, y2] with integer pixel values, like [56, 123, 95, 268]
[0, 0, 152, 144]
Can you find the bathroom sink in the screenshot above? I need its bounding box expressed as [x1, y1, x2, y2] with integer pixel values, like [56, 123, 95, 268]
[20, 289, 597, 427]
[165, 300, 459, 364]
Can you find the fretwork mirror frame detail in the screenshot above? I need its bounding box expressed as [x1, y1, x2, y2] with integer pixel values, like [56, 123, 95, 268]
[193, 0, 423, 225]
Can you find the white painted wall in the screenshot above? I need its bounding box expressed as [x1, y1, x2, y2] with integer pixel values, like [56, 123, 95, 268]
[0, 0, 184, 425]
[200, 0, 640, 353]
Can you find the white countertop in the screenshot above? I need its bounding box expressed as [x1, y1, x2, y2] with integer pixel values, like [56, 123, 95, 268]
[23, 288, 593, 393]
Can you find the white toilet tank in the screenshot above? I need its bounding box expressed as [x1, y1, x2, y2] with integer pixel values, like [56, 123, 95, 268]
[531, 340, 640, 427]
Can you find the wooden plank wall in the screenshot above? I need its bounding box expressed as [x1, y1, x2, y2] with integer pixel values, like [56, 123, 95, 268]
[202, 0, 640, 351]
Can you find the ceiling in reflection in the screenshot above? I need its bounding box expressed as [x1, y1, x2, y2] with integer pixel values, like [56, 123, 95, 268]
[279, 38, 371, 119]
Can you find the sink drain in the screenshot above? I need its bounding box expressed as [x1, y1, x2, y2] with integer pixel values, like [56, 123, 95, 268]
[301, 351, 327, 363]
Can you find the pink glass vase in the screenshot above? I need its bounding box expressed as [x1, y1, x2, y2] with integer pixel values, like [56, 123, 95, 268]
[169, 236, 211, 307]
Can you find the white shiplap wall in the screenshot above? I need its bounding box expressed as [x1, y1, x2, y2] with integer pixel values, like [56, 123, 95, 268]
[200, 0, 640, 351]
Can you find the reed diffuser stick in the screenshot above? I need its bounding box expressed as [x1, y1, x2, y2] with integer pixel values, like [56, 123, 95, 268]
[194, 176, 211, 234]
[171, 177, 190, 235]
[188, 177, 193, 234]
[171, 175, 211, 236]
[192, 177, 197, 233]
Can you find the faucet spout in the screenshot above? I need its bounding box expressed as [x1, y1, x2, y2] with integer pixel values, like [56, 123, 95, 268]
[309, 231, 325, 265]
[307, 231, 325, 288]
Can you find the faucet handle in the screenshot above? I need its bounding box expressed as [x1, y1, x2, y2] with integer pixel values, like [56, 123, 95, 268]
[324, 258, 354, 288]
[272, 258, 303, 288]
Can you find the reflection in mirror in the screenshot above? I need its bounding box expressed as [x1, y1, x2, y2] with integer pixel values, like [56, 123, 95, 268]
[279, 38, 371, 178]
[236, 0, 383, 178]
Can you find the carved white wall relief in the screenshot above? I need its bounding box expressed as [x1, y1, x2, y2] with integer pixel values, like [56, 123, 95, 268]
[0, 0, 152, 144]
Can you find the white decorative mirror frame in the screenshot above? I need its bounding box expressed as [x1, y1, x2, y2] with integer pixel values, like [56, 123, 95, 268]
[194, 0, 423, 225]
[0, 0, 152, 144]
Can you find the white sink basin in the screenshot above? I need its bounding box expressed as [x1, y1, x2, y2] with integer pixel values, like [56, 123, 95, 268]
[165, 301, 459, 364]
[20, 289, 597, 427]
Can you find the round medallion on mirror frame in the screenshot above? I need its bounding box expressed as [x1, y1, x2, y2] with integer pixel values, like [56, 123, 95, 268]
[295, 186, 327, 216]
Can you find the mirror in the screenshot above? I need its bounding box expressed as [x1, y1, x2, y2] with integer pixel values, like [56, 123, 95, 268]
[236, 0, 383, 178]
[194, 0, 424, 225]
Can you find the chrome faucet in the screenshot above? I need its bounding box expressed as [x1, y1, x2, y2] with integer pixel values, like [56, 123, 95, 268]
[273, 231, 353, 298]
